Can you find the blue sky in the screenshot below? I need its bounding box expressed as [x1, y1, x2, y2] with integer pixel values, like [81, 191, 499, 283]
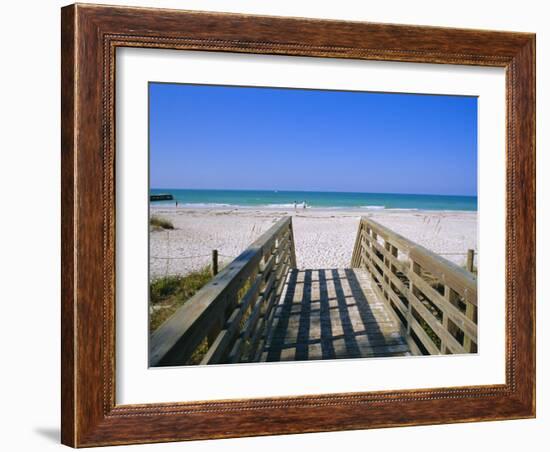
[149, 83, 477, 196]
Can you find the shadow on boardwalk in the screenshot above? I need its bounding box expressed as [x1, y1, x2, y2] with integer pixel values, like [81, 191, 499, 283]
[262, 268, 410, 362]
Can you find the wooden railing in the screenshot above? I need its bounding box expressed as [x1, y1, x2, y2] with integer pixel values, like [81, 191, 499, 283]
[351, 218, 478, 355]
[150, 217, 297, 366]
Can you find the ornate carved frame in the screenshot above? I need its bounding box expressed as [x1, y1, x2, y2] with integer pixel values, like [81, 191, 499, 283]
[61, 4, 535, 447]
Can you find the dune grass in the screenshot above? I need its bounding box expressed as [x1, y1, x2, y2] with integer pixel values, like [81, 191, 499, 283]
[149, 267, 212, 332]
[150, 215, 174, 231]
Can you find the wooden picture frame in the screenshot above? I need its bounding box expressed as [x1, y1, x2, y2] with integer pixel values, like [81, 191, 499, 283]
[61, 3, 535, 447]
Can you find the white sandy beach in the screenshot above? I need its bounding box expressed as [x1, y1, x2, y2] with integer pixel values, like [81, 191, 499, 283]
[149, 206, 477, 279]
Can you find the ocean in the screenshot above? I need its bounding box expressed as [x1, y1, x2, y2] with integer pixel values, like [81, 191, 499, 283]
[149, 189, 477, 211]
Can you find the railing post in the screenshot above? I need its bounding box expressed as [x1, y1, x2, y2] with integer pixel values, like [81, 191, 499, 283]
[351, 220, 364, 268]
[384, 242, 391, 268]
[441, 285, 457, 354]
[466, 249, 475, 273]
[383, 241, 391, 300]
[288, 220, 298, 268]
[463, 302, 477, 352]
[407, 261, 420, 335]
[390, 245, 398, 272]
[212, 249, 219, 276]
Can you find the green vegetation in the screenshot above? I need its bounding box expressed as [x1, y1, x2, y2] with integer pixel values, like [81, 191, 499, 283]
[149, 267, 212, 332]
[150, 215, 174, 231]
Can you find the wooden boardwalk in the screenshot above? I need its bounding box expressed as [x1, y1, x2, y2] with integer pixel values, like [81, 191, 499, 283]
[151, 217, 477, 367]
[259, 268, 411, 362]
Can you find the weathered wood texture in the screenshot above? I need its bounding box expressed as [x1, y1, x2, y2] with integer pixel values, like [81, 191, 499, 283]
[60, 5, 76, 447]
[153, 222, 416, 367]
[61, 3, 535, 447]
[352, 218, 478, 356]
[261, 268, 410, 362]
[150, 217, 296, 366]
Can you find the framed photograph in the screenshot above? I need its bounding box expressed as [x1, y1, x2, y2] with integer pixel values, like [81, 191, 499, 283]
[61, 3, 535, 447]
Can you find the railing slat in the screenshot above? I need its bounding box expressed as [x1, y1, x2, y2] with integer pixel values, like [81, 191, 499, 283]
[200, 273, 264, 364]
[361, 245, 409, 295]
[408, 291, 464, 354]
[409, 247, 477, 306]
[362, 232, 408, 274]
[409, 317, 441, 355]
[367, 258, 408, 320]
[409, 271, 477, 342]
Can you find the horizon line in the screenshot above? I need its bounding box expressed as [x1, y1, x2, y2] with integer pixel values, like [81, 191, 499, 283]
[149, 187, 477, 198]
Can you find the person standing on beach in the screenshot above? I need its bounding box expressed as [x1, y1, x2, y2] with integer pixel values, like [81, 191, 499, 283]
[294, 201, 297, 212]
[175, 200, 178, 208]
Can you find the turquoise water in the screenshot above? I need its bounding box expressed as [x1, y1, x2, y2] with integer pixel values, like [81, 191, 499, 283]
[150, 189, 477, 211]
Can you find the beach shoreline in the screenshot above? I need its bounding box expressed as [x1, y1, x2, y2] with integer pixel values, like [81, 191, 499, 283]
[149, 188, 478, 212]
[149, 206, 477, 279]
[150, 203, 475, 213]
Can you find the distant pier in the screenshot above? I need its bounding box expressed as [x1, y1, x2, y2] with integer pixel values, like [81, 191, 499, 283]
[150, 193, 173, 201]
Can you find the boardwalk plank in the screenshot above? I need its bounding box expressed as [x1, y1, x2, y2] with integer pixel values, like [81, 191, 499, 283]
[262, 268, 411, 361]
